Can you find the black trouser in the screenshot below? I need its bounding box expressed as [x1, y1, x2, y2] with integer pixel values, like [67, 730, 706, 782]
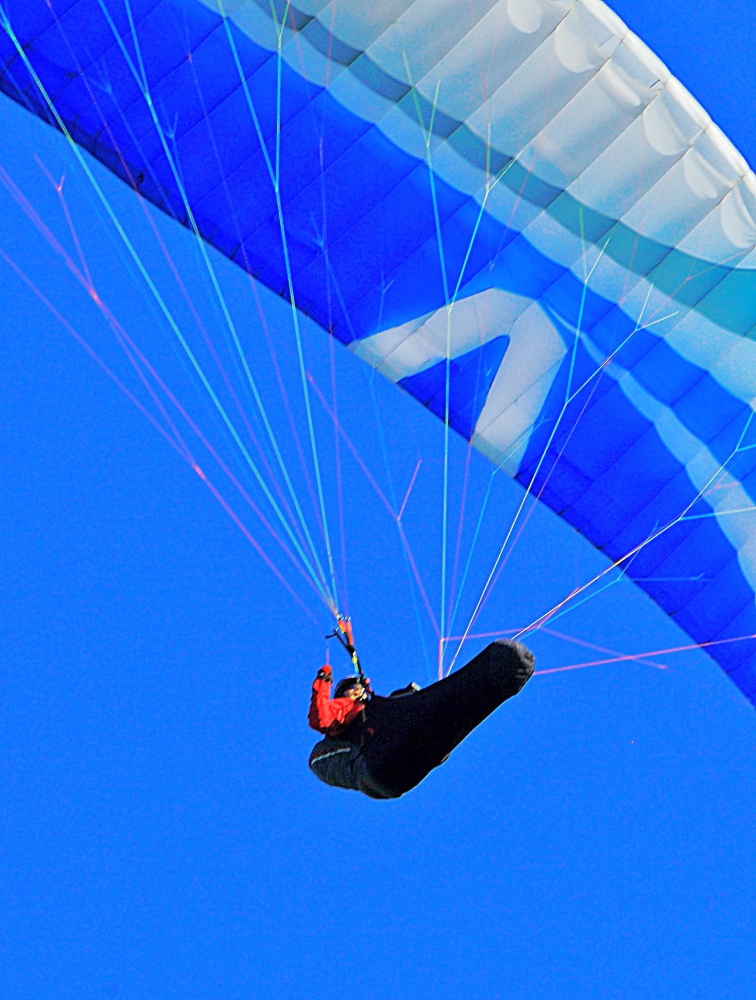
[309, 640, 534, 799]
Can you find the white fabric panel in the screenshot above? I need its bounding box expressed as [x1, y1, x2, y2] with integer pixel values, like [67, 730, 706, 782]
[667, 310, 756, 406]
[480, 171, 548, 233]
[573, 242, 647, 308]
[349, 310, 435, 373]
[528, 64, 653, 189]
[364, 0, 499, 85]
[507, 0, 547, 35]
[622, 137, 741, 247]
[376, 101, 447, 160]
[425, 138, 548, 236]
[349, 288, 534, 381]
[415, 0, 569, 123]
[521, 44, 658, 189]
[203, 0, 755, 267]
[273, 0, 332, 16]
[317, 0, 430, 53]
[566, 94, 694, 219]
[327, 68, 398, 123]
[428, 141, 492, 197]
[705, 122, 752, 180]
[580, 0, 628, 41]
[281, 29, 350, 89]
[677, 184, 756, 263]
[469, 7, 612, 158]
[472, 301, 567, 473]
[520, 206, 587, 269]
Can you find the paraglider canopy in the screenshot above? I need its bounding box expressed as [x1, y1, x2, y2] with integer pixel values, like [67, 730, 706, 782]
[1, 0, 755, 702]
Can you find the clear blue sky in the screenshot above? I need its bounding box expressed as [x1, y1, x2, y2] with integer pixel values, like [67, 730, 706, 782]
[0, 2, 755, 998]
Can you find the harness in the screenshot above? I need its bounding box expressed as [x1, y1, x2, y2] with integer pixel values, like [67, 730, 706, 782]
[310, 742, 355, 765]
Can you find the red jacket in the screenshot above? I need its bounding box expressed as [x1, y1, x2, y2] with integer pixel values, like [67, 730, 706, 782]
[308, 664, 364, 737]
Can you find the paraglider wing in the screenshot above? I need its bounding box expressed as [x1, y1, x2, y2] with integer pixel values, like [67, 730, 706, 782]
[2, 0, 756, 701]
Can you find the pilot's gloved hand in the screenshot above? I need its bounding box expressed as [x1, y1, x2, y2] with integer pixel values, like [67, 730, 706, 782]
[316, 665, 332, 682]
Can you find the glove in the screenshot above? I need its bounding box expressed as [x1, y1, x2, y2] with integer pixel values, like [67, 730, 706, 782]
[316, 665, 332, 682]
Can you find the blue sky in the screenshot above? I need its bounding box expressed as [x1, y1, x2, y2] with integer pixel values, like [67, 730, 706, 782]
[0, 2, 755, 998]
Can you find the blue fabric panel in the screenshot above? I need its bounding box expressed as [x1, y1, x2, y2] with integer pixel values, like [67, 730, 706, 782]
[518, 373, 652, 528]
[298, 126, 423, 245]
[617, 516, 700, 582]
[736, 466, 756, 506]
[30, 0, 159, 70]
[541, 268, 616, 334]
[583, 309, 756, 504]
[607, 470, 709, 573]
[515, 345, 612, 503]
[66, 81, 133, 152]
[713, 602, 756, 670]
[136, 25, 255, 145]
[674, 372, 749, 446]
[675, 555, 756, 642]
[160, 31, 279, 170]
[251, 134, 426, 298]
[584, 305, 660, 369]
[698, 268, 756, 336]
[345, 203, 515, 341]
[641, 519, 736, 615]
[566, 427, 684, 550]
[631, 342, 705, 408]
[129, 0, 221, 91]
[0, 0, 72, 41]
[198, 91, 372, 246]
[712, 604, 756, 665]
[380, 198, 519, 311]
[344, 197, 514, 334]
[728, 658, 756, 699]
[30, 44, 99, 106]
[398, 336, 510, 441]
[602, 220, 672, 277]
[0, 45, 67, 120]
[153, 61, 308, 217]
[650, 243, 730, 309]
[549, 382, 651, 484]
[88, 80, 162, 172]
[588, 326, 756, 513]
[525, 456, 593, 516]
[308, 163, 469, 314]
[6, 11, 186, 215]
[486, 233, 568, 302]
[165, 55, 317, 208]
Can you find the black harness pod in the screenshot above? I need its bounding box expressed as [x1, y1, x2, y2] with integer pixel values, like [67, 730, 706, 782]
[309, 639, 534, 799]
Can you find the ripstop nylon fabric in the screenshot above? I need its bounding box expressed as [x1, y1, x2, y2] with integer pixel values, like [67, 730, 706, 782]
[1, 0, 756, 700]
